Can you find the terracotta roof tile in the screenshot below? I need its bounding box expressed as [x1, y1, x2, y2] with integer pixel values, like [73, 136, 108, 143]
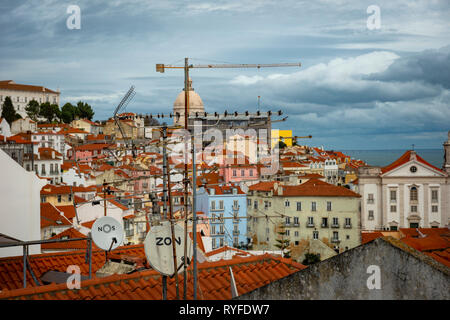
[0, 253, 305, 300]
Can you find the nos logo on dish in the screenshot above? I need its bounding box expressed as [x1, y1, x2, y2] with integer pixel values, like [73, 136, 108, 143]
[98, 224, 115, 234]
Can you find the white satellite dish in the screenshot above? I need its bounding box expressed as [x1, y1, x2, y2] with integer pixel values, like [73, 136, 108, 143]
[144, 220, 193, 276]
[91, 216, 124, 251]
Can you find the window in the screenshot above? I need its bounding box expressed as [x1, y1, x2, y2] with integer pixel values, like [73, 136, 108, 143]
[68, 194, 72, 202]
[286, 230, 290, 236]
[266, 228, 269, 234]
[390, 190, 396, 202]
[345, 218, 351, 226]
[219, 200, 224, 209]
[41, 164, 45, 174]
[368, 210, 374, 220]
[367, 194, 374, 204]
[249, 169, 253, 176]
[41, 196, 46, 203]
[57, 195, 62, 203]
[293, 217, 299, 225]
[432, 205, 438, 213]
[233, 200, 238, 208]
[431, 190, 438, 203]
[390, 205, 396, 212]
[211, 201, 215, 210]
[313, 231, 319, 239]
[254, 200, 258, 209]
[285, 200, 290, 207]
[307, 216, 314, 226]
[232, 169, 237, 177]
[332, 217, 339, 226]
[285, 217, 291, 225]
[390, 226, 398, 231]
[241, 169, 245, 176]
[322, 217, 328, 227]
[311, 202, 316, 211]
[296, 202, 302, 211]
[294, 231, 299, 237]
[264, 201, 269, 210]
[410, 187, 418, 201]
[327, 201, 332, 211]
[346, 235, 350, 240]
[247, 199, 251, 206]
[333, 231, 339, 240]
[411, 205, 417, 212]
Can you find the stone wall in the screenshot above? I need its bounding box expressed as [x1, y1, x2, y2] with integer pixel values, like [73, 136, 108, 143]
[236, 237, 450, 300]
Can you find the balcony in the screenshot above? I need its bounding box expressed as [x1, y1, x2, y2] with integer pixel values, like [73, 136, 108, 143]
[233, 230, 240, 236]
[232, 205, 240, 211]
[331, 238, 341, 243]
[306, 223, 315, 228]
[344, 224, 352, 229]
[367, 199, 374, 204]
[293, 223, 299, 227]
[321, 223, 329, 228]
[331, 223, 340, 228]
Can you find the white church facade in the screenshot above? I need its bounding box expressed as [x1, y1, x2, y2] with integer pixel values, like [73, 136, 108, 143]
[358, 132, 450, 231]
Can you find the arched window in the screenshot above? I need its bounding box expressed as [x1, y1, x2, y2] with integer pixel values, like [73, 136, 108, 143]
[410, 186, 418, 201]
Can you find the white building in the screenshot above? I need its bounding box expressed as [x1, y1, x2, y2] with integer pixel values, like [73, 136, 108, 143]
[324, 158, 339, 185]
[31, 131, 65, 157]
[24, 148, 64, 184]
[0, 118, 11, 137]
[0, 80, 60, 118]
[0, 148, 47, 257]
[358, 134, 450, 230]
[11, 117, 37, 135]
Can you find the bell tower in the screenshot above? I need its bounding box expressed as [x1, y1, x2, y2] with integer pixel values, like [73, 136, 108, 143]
[444, 131, 450, 174]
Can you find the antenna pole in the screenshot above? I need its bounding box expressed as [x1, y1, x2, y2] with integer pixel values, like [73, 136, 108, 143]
[183, 57, 190, 299]
[167, 145, 180, 300]
[192, 133, 198, 300]
[162, 125, 180, 300]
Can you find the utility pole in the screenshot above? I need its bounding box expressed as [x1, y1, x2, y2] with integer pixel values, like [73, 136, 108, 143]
[191, 133, 198, 300]
[161, 125, 180, 300]
[183, 57, 190, 300]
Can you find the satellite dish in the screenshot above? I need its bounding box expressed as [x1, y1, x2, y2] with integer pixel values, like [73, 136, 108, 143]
[91, 216, 124, 251]
[144, 220, 193, 276]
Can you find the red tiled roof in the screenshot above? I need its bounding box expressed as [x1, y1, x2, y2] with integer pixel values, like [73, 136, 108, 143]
[40, 203, 72, 228]
[0, 253, 306, 300]
[0, 80, 59, 94]
[40, 228, 95, 251]
[0, 244, 146, 292]
[401, 235, 449, 252]
[248, 181, 276, 192]
[55, 205, 76, 220]
[277, 179, 361, 197]
[361, 232, 384, 244]
[381, 150, 444, 174]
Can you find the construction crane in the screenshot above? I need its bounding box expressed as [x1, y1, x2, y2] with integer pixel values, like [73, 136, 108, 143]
[156, 57, 301, 300]
[112, 85, 137, 158]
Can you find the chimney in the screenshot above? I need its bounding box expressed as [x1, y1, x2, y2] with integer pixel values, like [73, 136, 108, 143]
[410, 150, 417, 161]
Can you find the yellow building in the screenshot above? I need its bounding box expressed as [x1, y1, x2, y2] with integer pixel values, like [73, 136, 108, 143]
[247, 179, 361, 261]
[271, 129, 293, 148]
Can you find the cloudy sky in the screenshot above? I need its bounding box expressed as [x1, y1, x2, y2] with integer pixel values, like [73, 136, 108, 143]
[1, 0, 449, 149]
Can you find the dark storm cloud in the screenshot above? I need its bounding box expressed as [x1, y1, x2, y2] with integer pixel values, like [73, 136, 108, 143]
[1, 0, 449, 149]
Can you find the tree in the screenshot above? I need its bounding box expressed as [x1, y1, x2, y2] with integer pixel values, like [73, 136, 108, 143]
[1, 96, 22, 125]
[76, 101, 94, 120]
[274, 225, 291, 258]
[302, 253, 321, 265]
[25, 99, 40, 121]
[61, 102, 79, 123]
[39, 102, 61, 122]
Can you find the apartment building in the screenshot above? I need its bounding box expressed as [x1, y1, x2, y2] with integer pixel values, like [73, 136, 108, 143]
[247, 179, 361, 255]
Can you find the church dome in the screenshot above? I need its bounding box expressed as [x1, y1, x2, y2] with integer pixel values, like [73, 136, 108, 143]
[173, 78, 205, 125]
